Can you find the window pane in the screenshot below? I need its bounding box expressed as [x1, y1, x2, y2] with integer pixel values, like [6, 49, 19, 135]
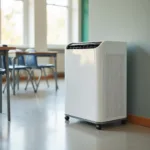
[47, 0, 68, 6]
[1, 0, 24, 45]
[47, 5, 67, 45]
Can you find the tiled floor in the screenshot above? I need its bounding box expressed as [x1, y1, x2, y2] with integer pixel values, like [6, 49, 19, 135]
[0, 80, 150, 150]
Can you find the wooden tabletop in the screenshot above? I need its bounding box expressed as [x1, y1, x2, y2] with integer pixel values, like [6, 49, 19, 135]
[0, 47, 16, 51]
[15, 51, 58, 55]
[9, 51, 58, 58]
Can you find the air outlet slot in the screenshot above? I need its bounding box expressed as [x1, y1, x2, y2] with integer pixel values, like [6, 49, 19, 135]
[67, 42, 101, 49]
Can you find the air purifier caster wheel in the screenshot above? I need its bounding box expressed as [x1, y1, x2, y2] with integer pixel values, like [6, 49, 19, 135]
[121, 119, 127, 125]
[65, 115, 70, 121]
[96, 124, 102, 130]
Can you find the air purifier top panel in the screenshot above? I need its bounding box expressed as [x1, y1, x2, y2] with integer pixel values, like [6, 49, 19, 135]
[66, 42, 102, 49]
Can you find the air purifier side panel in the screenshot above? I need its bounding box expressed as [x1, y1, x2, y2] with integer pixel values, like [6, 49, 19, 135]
[95, 46, 105, 122]
[101, 42, 127, 122]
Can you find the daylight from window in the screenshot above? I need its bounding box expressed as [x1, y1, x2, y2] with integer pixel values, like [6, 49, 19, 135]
[1, 0, 23, 45]
[47, 0, 68, 45]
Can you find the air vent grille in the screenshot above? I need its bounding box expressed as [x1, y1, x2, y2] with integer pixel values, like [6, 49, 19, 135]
[67, 42, 101, 49]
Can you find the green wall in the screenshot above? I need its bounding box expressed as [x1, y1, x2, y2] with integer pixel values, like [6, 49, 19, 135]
[81, 0, 89, 42]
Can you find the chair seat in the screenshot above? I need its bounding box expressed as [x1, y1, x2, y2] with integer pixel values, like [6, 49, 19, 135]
[0, 68, 5, 74]
[38, 64, 55, 68]
[9, 65, 30, 70]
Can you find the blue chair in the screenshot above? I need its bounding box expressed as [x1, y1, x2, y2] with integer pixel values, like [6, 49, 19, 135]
[2, 55, 36, 93]
[1, 56, 13, 92]
[24, 49, 56, 91]
[24, 54, 42, 91]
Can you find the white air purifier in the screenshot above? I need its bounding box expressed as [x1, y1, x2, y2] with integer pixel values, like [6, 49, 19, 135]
[65, 41, 127, 129]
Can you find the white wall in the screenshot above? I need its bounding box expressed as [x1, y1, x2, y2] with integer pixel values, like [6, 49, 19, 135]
[28, 0, 47, 51]
[89, 0, 150, 118]
[89, 0, 150, 42]
[56, 53, 65, 72]
[34, 0, 47, 52]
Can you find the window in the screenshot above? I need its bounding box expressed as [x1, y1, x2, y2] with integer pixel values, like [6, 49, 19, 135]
[47, 0, 68, 45]
[0, 0, 80, 47]
[1, 0, 24, 45]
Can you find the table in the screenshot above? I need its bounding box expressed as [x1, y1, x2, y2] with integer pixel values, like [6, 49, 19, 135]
[9, 51, 58, 95]
[0, 46, 16, 121]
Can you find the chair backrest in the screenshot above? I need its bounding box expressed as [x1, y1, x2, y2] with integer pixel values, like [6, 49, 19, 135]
[0, 45, 7, 72]
[1, 56, 5, 69]
[25, 49, 38, 67]
[0, 56, 5, 74]
[8, 57, 12, 65]
[1, 56, 12, 68]
[18, 56, 25, 66]
[26, 49, 36, 53]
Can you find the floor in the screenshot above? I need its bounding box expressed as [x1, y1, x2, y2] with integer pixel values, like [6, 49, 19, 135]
[0, 79, 150, 150]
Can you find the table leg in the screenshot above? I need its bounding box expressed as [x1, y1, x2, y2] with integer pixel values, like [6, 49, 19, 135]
[0, 56, 2, 113]
[54, 55, 58, 91]
[12, 58, 16, 95]
[17, 70, 19, 90]
[0, 74, 2, 113]
[17, 58, 19, 90]
[5, 52, 11, 121]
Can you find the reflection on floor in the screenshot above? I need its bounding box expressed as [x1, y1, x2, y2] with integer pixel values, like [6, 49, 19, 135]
[0, 80, 150, 150]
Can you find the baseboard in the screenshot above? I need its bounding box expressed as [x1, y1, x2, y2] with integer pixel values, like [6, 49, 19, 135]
[2, 72, 64, 82]
[128, 114, 150, 128]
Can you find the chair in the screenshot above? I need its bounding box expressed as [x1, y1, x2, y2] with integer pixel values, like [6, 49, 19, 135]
[24, 49, 57, 91]
[24, 53, 42, 91]
[1, 56, 13, 92]
[2, 55, 36, 93]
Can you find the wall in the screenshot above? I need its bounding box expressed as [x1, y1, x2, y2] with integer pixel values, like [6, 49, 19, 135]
[89, 0, 150, 118]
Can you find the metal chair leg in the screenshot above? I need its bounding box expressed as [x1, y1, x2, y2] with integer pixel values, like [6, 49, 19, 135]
[10, 71, 13, 90]
[25, 69, 32, 90]
[26, 69, 36, 93]
[17, 70, 20, 90]
[13, 70, 20, 91]
[25, 69, 42, 92]
[3, 72, 13, 93]
[3, 81, 7, 93]
[35, 69, 42, 91]
[31, 70, 37, 86]
[51, 68, 58, 91]
[43, 68, 49, 87]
